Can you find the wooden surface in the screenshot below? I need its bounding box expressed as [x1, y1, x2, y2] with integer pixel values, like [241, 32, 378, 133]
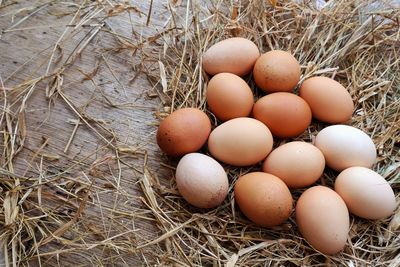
[0, 1, 183, 265]
[3, 1, 399, 266]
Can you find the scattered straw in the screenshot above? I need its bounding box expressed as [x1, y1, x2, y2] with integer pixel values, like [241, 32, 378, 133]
[0, 0, 399, 266]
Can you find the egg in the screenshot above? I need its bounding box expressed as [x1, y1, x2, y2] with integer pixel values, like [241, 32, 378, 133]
[157, 108, 211, 157]
[208, 118, 273, 166]
[253, 50, 301, 93]
[262, 141, 325, 188]
[206, 73, 254, 121]
[296, 186, 350, 255]
[315, 125, 376, 171]
[335, 167, 396, 220]
[175, 153, 229, 209]
[253, 92, 312, 138]
[299, 76, 354, 123]
[234, 172, 293, 227]
[202, 37, 260, 76]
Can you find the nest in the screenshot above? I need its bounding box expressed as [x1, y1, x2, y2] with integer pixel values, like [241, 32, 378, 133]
[0, 0, 399, 266]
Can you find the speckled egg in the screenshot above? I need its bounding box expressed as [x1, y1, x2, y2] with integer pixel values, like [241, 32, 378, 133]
[253, 50, 301, 93]
[176, 153, 229, 209]
[157, 108, 211, 157]
[234, 172, 293, 227]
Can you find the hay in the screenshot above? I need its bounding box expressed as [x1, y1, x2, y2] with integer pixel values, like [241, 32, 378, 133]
[0, 0, 399, 266]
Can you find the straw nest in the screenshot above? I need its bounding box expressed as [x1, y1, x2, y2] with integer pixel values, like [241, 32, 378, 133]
[0, 0, 399, 266]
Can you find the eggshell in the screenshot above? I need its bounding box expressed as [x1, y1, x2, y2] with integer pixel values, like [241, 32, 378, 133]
[202, 37, 260, 76]
[335, 167, 396, 220]
[208, 118, 273, 166]
[253, 50, 301, 93]
[296, 186, 350, 255]
[206, 73, 254, 121]
[157, 108, 211, 157]
[175, 153, 229, 209]
[253, 92, 312, 138]
[299, 77, 354, 123]
[262, 142, 325, 188]
[315, 125, 376, 171]
[234, 172, 293, 227]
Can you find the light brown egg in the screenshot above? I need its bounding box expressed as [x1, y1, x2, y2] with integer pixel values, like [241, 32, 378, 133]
[315, 125, 376, 171]
[206, 73, 254, 121]
[157, 108, 211, 157]
[176, 153, 229, 209]
[253, 92, 312, 138]
[262, 141, 325, 188]
[253, 50, 301, 93]
[208, 118, 273, 166]
[234, 172, 293, 227]
[202, 37, 260, 76]
[296, 186, 350, 255]
[335, 167, 396, 220]
[299, 76, 354, 123]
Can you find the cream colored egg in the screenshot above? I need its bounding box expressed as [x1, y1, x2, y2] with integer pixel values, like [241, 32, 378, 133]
[175, 153, 229, 209]
[315, 125, 376, 171]
[206, 73, 254, 121]
[202, 37, 260, 76]
[262, 141, 325, 188]
[208, 118, 273, 166]
[335, 167, 396, 220]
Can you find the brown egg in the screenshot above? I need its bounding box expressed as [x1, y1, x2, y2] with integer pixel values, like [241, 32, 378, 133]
[296, 186, 350, 255]
[253, 50, 301, 93]
[206, 73, 254, 121]
[253, 92, 312, 138]
[262, 141, 325, 188]
[208, 118, 273, 166]
[202, 37, 260, 76]
[176, 153, 228, 209]
[299, 76, 354, 123]
[157, 108, 211, 157]
[234, 172, 293, 227]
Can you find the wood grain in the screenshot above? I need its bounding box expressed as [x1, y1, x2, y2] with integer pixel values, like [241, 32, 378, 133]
[0, 1, 180, 265]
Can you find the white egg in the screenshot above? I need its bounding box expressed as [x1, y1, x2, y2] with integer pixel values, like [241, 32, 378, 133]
[315, 125, 376, 171]
[175, 153, 228, 208]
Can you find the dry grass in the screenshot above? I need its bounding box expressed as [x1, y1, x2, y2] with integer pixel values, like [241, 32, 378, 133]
[0, 0, 399, 266]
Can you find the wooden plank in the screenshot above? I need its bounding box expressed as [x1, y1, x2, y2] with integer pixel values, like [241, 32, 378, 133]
[0, 1, 181, 265]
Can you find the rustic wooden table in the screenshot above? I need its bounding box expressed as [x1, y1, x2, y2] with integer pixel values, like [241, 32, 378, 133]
[1, 1, 180, 265]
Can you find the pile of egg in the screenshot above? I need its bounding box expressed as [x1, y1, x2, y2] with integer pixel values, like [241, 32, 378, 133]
[156, 37, 396, 255]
